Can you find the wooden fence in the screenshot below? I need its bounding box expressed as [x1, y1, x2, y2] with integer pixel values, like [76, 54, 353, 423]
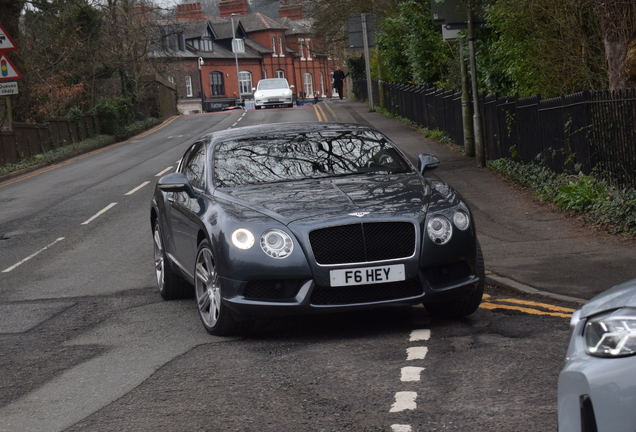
[0, 116, 101, 167]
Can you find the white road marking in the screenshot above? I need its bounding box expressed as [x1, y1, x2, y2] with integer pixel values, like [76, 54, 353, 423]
[410, 329, 431, 341]
[390, 392, 417, 412]
[406, 346, 428, 361]
[2, 237, 65, 273]
[391, 425, 413, 432]
[81, 203, 117, 225]
[125, 181, 150, 196]
[401, 366, 425, 382]
[155, 166, 174, 177]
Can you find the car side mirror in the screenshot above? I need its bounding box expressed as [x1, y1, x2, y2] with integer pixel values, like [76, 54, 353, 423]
[158, 172, 195, 198]
[417, 154, 440, 174]
[251, 87, 256, 92]
[290, 85, 295, 89]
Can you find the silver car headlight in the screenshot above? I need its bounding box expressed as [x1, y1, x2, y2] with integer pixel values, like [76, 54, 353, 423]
[427, 215, 452, 245]
[231, 228, 255, 250]
[283, 89, 292, 96]
[260, 229, 293, 259]
[585, 308, 636, 357]
[453, 210, 470, 231]
[254, 91, 263, 98]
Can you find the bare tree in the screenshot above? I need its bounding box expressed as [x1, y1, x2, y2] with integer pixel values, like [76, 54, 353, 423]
[592, 0, 636, 89]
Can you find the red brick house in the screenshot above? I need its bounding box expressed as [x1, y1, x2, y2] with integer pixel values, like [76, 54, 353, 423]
[158, 0, 342, 113]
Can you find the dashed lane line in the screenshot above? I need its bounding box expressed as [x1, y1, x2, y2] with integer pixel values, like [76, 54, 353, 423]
[2, 237, 65, 273]
[401, 367, 425, 382]
[410, 329, 431, 342]
[390, 391, 417, 413]
[81, 203, 117, 225]
[391, 426, 413, 432]
[125, 181, 151, 196]
[155, 166, 174, 177]
[406, 346, 428, 361]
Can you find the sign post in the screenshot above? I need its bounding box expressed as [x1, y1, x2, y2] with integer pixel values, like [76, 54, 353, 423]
[0, 23, 20, 131]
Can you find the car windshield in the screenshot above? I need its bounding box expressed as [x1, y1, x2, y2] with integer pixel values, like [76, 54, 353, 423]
[258, 79, 288, 90]
[213, 130, 413, 187]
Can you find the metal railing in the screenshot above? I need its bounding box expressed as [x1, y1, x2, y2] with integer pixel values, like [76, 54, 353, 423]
[359, 79, 636, 189]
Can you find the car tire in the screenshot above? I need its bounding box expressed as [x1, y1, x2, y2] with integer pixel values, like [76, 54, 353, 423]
[153, 221, 191, 300]
[194, 239, 252, 336]
[425, 241, 485, 319]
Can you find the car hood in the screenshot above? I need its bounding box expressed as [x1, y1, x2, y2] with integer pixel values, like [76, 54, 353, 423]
[580, 278, 636, 318]
[256, 88, 289, 97]
[214, 173, 431, 225]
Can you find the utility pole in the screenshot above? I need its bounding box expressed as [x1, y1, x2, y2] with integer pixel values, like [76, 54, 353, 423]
[198, 57, 204, 113]
[231, 14, 242, 107]
[467, 0, 485, 167]
[459, 37, 474, 156]
[361, 13, 374, 111]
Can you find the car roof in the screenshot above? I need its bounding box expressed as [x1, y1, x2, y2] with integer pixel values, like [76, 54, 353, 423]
[205, 122, 381, 145]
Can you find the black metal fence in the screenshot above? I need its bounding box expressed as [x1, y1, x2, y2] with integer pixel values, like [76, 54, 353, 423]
[359, 79, 636, 189]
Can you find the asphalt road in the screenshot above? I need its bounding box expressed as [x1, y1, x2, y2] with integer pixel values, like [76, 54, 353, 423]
[0, 105, 577, 431]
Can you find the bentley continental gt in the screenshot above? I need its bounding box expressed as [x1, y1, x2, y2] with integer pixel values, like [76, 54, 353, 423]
[150, 123, 484, 335]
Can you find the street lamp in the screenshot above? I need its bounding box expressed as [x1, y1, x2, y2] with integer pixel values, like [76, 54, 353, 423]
[230, 13, 242, 107]
[198, 56, 204, 113]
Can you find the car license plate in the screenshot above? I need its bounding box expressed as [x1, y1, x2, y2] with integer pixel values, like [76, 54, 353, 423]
[330, 264, 405, 287]
[268, 98, 280, 102]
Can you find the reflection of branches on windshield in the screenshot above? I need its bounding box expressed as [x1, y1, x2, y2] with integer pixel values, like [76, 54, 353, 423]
[213, 132, 407, 187]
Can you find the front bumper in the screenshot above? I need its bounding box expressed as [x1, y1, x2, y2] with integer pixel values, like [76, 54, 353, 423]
[219, 262, 480, 317]
[255, 97, 293, 107]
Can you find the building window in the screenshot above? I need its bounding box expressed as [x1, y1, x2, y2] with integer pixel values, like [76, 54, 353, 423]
[271, 36, 277, 56]
[262, 70, 267, 79]
[303, 73, 313, 97]
[305, 39, 312, 60]
[210, 72, 224, 97]
[233, 38, 245, 53]
[186, 76, 193, 97]
[239, 71, 252, 95]
[319, 72, 324, 97]
[275, 69, 285, 78]
[200, 38, 213, 52]
[278, 36, 285, 57]
[298, 38, 305, 60]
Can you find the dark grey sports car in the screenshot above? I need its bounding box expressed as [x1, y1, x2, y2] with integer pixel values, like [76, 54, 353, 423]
[150, 123, 484, 335]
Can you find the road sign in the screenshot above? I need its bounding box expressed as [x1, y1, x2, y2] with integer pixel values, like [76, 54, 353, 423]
[0, 53, 22, 81]
[0, 23, 18, 51]
[0, 81, 18, 95]
[348, 14, 376, 49]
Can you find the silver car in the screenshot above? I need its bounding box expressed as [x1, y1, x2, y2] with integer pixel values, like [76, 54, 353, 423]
[253, 78, 294, 109]
[558, 277, 636, 432]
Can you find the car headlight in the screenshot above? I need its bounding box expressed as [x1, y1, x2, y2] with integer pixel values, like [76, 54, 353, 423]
[260, 229, 294, 259]
[427, 215, 452, 245]
[231, 228, 255, 250]
[254, 92, 263, 98]
[585, 308, 636, 357]
[453, 210, 470, 231]
[283, 89, 292, 96]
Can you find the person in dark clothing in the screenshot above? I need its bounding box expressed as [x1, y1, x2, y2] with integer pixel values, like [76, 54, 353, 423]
[332, 65, 348, 100]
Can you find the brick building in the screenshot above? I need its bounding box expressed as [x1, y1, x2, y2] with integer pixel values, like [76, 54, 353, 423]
[158, 0, 341, 113]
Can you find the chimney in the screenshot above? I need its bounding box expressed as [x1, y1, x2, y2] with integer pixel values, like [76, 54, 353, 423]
[219, 0, 249, 17]
[176, 2, 205, 20]
[278, 0, 304, 20]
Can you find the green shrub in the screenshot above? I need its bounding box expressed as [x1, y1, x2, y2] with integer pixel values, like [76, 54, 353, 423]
[489, 158, 636, 236]
[93, 96, 134, 135]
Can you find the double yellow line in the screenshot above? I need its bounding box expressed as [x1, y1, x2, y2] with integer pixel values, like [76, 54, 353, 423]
[314, 103, 328, 121]
[479, 294, 576, 318]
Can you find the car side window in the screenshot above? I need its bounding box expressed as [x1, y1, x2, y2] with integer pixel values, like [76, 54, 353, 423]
[181, 142, 206, 191]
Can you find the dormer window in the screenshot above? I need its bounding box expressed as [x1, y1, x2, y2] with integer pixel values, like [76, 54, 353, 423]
[271, 36, 277, 56]
[278, 36, 285, 57]
[233, 38, 245, 53]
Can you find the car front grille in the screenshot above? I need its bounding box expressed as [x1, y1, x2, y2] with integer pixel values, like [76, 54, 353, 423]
[309, 222, 416, 265]
[423, 261, 472, 288]
[310, 279, 423, 305]
[243, 279, 304, 301]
